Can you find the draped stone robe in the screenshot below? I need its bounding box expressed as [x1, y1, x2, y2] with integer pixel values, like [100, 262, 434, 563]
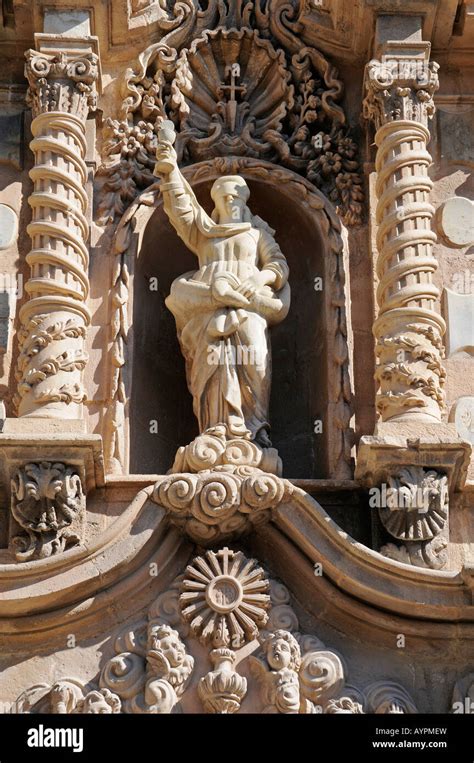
[161, 173, 290, 443]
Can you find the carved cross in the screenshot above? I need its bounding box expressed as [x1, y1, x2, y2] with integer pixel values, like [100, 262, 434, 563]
[218, 63, 247, 133]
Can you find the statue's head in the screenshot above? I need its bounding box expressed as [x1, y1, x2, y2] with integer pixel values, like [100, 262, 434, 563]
[210, 175, 250, 223]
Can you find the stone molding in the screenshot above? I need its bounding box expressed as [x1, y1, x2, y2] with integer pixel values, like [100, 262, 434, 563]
[0, 482, 473, 648]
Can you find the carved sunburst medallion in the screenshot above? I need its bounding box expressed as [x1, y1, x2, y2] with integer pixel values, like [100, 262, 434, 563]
[180, 547, 271, 648]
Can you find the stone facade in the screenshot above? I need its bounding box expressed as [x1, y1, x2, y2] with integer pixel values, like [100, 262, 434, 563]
[0, 1, 472, 719]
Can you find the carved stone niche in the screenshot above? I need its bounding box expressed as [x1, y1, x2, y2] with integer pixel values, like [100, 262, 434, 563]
[103, 161, 353, 481]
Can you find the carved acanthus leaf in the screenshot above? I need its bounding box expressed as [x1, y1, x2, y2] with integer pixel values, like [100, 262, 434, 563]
[25, 50, 99, 119]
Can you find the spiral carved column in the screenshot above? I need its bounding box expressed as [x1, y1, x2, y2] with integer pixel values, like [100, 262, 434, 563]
[363, 56, 445, 423]
[14, 49, 99, 419]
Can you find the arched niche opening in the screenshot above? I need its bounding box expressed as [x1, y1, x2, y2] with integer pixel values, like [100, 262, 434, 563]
[126, 164, 352, 479]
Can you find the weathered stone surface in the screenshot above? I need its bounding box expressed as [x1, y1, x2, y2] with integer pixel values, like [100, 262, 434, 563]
[0, 205, 17, 250]
[450, 396, 474, 446]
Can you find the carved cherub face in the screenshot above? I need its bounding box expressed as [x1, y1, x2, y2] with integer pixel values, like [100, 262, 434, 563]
[211, 176, 250, 223]
[268, 638, 292, 670]
[77, 689, 120, 714]
[148, 624, 186, 668]
[264, 630, 301, 672]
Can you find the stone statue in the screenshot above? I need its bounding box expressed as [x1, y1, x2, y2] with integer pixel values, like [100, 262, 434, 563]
[155, 121, 290, 474]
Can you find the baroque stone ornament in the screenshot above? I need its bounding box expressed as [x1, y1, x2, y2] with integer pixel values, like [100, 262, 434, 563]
[97, 3, 363, 227]
[15, 548, 418, 714]
[10, 462, 85, 561]
[155, 123, 290, 473]
[99, 616, 194, 714]
[153, 468, 290, 544]
[363, 45, 446, 423]
[14, 42, 100, 417]
[364, 681, 418, 714]
[378, 467, 449, 571]
[180, 547, 271, 648]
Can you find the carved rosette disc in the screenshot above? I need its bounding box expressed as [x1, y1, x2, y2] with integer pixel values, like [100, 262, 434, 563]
[180, 547, 270, 648]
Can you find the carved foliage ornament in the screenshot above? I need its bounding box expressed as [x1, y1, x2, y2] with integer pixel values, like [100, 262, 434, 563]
[15, 547, 419, 715]
[97, 3, 363, 226]
[10, 462, 85, 561]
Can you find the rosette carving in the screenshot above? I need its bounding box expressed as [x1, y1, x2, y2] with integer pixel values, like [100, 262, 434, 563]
[179, 547, 271, 648]
[15, 547, 419, 715]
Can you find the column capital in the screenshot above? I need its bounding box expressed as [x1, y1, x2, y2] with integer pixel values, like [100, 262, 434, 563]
[25, 36, 100, 120]
[363, 43, 439, 131]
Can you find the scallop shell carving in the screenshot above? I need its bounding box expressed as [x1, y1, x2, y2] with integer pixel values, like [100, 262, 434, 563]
[171, 27, 293, 161]
[378, 467, 448, 541]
